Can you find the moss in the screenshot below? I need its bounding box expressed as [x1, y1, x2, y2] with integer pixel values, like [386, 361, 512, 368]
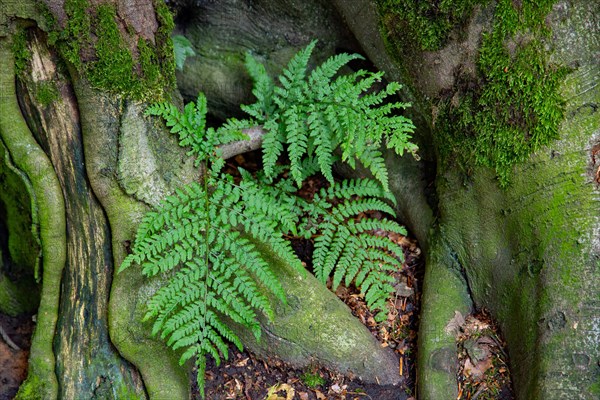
[87, 4, 138, 95]
[11, 28, 31, 77]
[300, 370, 325, 388]
[153, 0, 177, 88]
[45, 0, 175, 100]
[35, 81, 60, 107]
[435, 0, 566, 186]
[15, 373, 46, 400]
[36, 2, 59, 44]
[60, 0, 90, 70]
[377, 0, 565, 186]
[377, 0, 488, 51]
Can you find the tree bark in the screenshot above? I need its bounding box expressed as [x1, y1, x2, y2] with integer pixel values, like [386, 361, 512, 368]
[333, 1, 600, 399]
[15, 29, 147, 398]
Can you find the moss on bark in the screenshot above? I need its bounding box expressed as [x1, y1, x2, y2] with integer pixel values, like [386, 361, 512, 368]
[333, 0, 599, 398]
[44, 0, 175, 100]
[426, 2, 600, 397]
[72, 81, 193, 399]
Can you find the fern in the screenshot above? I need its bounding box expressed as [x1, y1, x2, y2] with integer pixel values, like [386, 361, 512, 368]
[122, 97, 303, 398]
[172, 34, 195, 71]
[146, 92, 249, 166]
[242, 40, 418, 191]
[300, 178, 406, 320]
[249, 161, 407, 319]
[123, 42, 416, 397]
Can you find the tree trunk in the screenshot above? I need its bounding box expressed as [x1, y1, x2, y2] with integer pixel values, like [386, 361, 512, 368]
[334, 0, 600, 398]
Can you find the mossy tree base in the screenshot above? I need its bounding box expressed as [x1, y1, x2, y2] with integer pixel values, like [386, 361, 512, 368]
[334, 0, 600, 398]
[0, 34, 65, 400]
[2, 1, 598, 399]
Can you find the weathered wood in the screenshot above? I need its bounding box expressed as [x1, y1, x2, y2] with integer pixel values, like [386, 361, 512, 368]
[0, 34, 65, 400]
[16, 29, 146, 399]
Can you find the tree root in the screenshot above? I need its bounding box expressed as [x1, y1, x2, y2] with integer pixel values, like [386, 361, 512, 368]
[0, 323, 20, 351]
[0, 36, 66, 400]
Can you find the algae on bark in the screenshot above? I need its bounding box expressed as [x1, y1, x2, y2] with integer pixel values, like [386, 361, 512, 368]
[332, 0, 599, 398]
[0, 35, 66, 400]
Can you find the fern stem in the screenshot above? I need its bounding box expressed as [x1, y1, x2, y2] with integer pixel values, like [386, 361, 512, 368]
[200, 161, 211, 388]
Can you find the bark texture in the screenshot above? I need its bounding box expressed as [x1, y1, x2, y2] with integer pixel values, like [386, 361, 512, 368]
[175, 0, 362, 119]
[16, 29, 147, 398]
[0, 34, 65, 400]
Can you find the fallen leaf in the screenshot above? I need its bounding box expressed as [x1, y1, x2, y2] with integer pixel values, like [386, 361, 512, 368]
[299, 392, 309, 400]
[330, 383, 342, 393]
[235, 357, 250, 367]
[463, 357, 493, 379]
[315, 389, 326, 400]
[265, 383, 295, 400]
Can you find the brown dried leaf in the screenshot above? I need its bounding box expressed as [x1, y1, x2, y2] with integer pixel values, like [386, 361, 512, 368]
[235, 357, 250, 367]
[463, 357, 493, 379]
[298, 392, 309, 400]
[265, 383, 295, 400]
[445, 311, 465, 335]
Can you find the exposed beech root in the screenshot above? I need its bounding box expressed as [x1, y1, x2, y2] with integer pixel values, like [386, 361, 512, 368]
[0, 37, 66, 400]
[417, 233, 472, 399]
[73, 82, 190, 400]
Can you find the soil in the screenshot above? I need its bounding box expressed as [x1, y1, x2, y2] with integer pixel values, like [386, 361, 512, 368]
[0, 313, 34, 400]
[194, 350, 410, 400]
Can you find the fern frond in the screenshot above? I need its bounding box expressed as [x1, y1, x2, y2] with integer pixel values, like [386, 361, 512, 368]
[302, 178, 405, 314]
[308, 53, 364, 98]
[242, 52, 275, 119]
[261, 119, 284, 178]
[278, 40, 317, 96]
[120, 172, 304, 397]
[172, 34, 196, 71]
[241, 41, 416, 189]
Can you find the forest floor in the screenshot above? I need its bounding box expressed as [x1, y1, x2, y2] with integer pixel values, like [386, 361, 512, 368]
[0, 153, 514, 400]
[0, 312, 33, 400]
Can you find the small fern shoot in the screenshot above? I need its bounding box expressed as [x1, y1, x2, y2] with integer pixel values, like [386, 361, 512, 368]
[242, 40, 418, 191]
[145, 92, 249, 166]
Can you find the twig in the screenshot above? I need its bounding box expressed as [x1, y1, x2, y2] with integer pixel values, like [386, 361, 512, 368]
[471, 384, 487, 400]
[0, 323, 20, 351]
[219, 127, 265, 160]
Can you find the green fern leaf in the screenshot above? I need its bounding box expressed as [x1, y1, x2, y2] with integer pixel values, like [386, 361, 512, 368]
[172, 34, 195, 71]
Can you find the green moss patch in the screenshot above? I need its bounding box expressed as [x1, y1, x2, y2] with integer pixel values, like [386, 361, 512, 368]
[47, 0, 175, 100]
[34, 81, 60, 107]
[377, 0, 488, 51]
[436, 0, 566, 186]
[377, 0, 566, 186]
[11, 28, 31, 77]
